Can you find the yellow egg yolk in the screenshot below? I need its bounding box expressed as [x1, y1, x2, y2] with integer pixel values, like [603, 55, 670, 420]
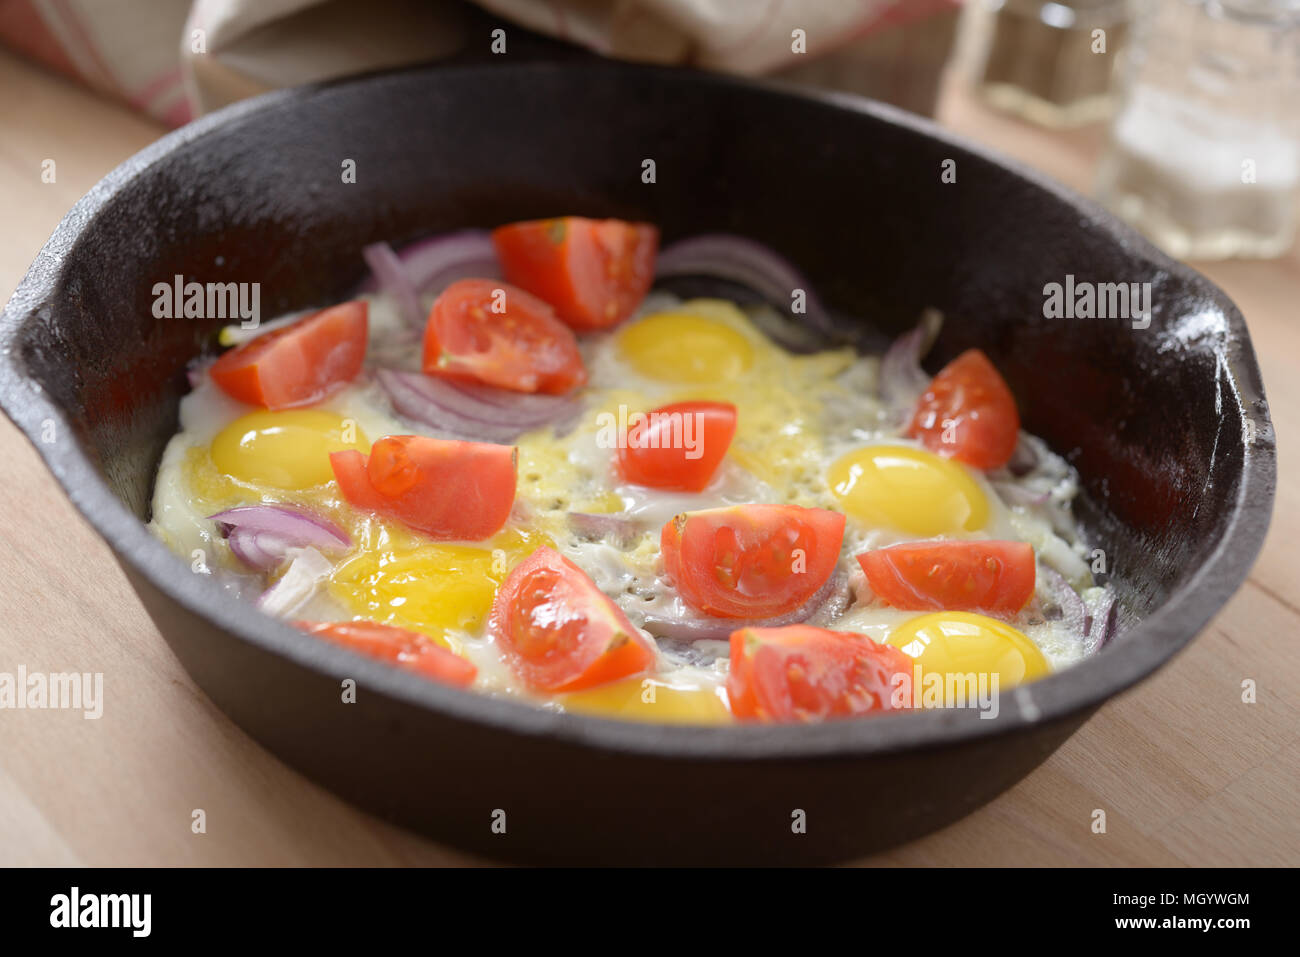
[887, 612, 1049, 694]
[828, 444, 988, 536]
[327, 525, 549, 651]
[210, 409, 368, 490]
[328, 544, 497, 651]
[617, 311, 755, 383]
[559, 676, 731, 724]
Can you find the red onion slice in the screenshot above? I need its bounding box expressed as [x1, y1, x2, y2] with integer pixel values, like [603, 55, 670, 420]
[657, 638, 729, 668]
[991, 480, 1051, 508]
[641, 573, 846, 641]
[449, 378, 582, 421]
[360, 232, 501, 296]
[210, 505, 350, 572]
[362, 241, 424, 331]
[376, 368, 580, 442]
[655, 234, 834, 337]
[880, 309, 942, 418]
[744, 304, 832, 353]
[566, 512, 643, 549]
[397, 230, 501, 293]
[1084, 590, 1117, 654]
[186, 357, 213, 389]
[1006, 438, 1040, 477]
[377, 369, 524, 442]
[256, 546, 335, 618]
[1036, 565, 1087, 645]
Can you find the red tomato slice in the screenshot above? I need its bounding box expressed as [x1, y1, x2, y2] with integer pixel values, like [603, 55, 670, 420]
[489, 546, 656, 692]
[617, 401, 737, 492]
[727, 625, 913, 722]
[907, 348, 1020, 470]
[423, 279, 586, 395]
[661, 505, 846, 619]
[295, 620, 477, 688]
[330, 435, 516, 541]
[208, 300, 368, 409]
[491, 217, 658, 330]
[857, 540, 1035, 615]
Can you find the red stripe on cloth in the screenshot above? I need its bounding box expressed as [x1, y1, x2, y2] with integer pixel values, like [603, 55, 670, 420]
[871, 0, 962, 32]
[806, 0, 962, 61]
[47, 0, 119, 90]
[0, 0, 82, 79]
[130, 64, 182, 110]
[161, 96, 194, 128]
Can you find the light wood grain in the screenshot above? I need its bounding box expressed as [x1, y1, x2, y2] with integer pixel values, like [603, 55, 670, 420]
[0, 48, 1295, 866]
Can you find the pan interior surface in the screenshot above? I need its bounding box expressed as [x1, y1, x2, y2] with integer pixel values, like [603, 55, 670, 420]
[0, 63, 1275, 863]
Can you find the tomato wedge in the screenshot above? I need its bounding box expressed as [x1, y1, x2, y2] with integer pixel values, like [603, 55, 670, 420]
[907, 348, 1020, 470]
[489, 546, 656, 692]
[423, 279, 586, 395]
[727, 625, 913, 722]
[617, 400, 737, 492]
[491, 217, 658, 330]
[330, 435, 516, 540]
[857, 540, 1035, 616]
[209, 300, 368, 409]
[295, 620, 477, 688]
[661, 505, 846, 619]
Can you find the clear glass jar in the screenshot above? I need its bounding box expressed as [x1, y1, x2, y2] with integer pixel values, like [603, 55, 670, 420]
[1095, 0, 1300, 259]
[976, 0, 1133, 127]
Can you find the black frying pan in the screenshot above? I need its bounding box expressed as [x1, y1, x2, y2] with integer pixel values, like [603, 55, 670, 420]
[0, 59, 1275, 865]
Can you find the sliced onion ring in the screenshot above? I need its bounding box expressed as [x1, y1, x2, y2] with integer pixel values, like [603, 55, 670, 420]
[397, 230, 501, 293]
[361, 231, 501, 297]
[745, 303, 833, 354]
[1084, 590, 1118, 654]
[1036, 565, 1087, 645]
[376, 368, 579, 442]
[376, 368, 525, 442]
[880, 309, 943, 424]
[449, 377, 582, 421]
[991, 480, 1050, 508]
[362, 241, 424, 331]
[257, 546, 335, 618]
[1006, 437, 1040, 477]
[654, 233, 834, 337]
[210, 505, 350, 572]
[566, 512, 643, 549]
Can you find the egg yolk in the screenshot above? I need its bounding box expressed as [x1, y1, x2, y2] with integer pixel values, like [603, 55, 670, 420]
[327, 525, 549, 651]
[617, 311, 754, 383]
[328, 544, 498, 651]
[560, 676, 731, 724]
[887, 611, 1049, 693]
[210, 409, 368, 490]
[828, 444, 988, 536]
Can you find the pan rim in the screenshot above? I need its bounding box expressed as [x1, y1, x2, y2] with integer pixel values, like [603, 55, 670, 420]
[0, 58, 1276, 761]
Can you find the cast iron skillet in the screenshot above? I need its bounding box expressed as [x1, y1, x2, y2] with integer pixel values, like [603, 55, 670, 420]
[0, 60, 1276, 865]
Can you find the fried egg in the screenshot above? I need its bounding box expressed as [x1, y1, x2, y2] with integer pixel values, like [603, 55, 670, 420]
[149, 289, 1103, 720]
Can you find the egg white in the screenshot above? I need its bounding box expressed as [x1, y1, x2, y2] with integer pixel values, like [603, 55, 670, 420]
[149, 289, 1106, 708]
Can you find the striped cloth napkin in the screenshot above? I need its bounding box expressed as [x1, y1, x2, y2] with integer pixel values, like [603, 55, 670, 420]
[0, 0, 961, 127]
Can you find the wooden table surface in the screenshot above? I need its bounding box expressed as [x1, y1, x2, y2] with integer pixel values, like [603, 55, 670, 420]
[1, 47, 1295, 867]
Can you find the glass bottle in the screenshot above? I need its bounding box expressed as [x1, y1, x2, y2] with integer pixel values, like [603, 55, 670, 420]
[1095, 0, 1300, 259]
[976, 0, 1133, 127]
